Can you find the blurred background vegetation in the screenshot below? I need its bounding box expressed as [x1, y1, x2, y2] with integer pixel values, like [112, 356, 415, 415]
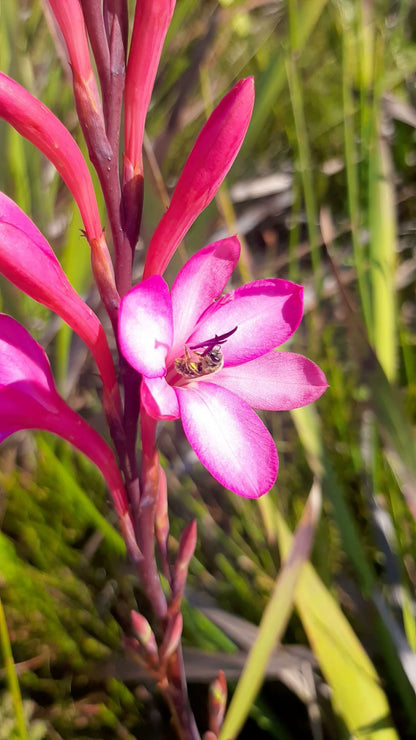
[0, 0, 416, 737]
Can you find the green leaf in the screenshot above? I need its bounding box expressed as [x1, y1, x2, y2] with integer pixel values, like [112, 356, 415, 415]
[274, 511, 399, 739]
[220, 482, 321, 739]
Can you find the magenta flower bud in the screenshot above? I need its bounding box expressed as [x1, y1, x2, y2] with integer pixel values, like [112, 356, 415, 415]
[0, 73, 118, 313]
[143, 78, 255, 278]
[48, 0, 109, 158]
[122, 0, 175, 247]
[0, 315, 128, 518]
[124, 0, 175, 175]
[0, 193, 118, 400]
[48, 0, 97, 84]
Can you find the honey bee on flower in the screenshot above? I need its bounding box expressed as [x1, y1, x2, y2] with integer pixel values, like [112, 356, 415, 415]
[175, 327, 238, 378]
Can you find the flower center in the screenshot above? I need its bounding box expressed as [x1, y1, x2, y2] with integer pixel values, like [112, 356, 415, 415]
[174, 326, 237, 379]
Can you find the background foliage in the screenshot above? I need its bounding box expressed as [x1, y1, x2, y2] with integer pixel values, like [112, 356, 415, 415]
[1, 0, 416, 737]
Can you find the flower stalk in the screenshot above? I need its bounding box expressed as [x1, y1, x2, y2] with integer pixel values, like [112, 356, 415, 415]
[0, 3, 327, 738]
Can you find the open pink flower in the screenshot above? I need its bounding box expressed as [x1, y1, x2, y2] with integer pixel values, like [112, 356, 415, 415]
[119, 238, 327, 498]
[0, 314, 128, 518]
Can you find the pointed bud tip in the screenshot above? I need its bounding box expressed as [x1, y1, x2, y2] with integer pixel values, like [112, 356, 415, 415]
[161, 612, 183, 662]
[131, 611, 158, 657]
[178, 519, 197, 563]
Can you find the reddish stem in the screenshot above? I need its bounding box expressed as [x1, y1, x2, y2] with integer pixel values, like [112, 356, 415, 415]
[163, 645, 201, 740]
[138, 410, 167, 620]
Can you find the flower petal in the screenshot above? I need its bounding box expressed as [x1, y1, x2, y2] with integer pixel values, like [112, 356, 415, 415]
[188, 279, 303, 366]
[176, 382, 278, 498]
[143, 78, 254, 277]
[0, 315, 128, 516]
[0, 314, 52, 388]
[0, 194, 118, 396]
[169, 237, 240, 359]
[212, 351, 328, 410]
[0, 73, 102, 241]
[0, 390, 128, 518]
[119, 276, 173, 377]
[0, 386, 56, 442]
[141, 377, 180, 420]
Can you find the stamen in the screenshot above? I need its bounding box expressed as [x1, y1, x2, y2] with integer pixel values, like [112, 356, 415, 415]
[189, 326, 237, 355]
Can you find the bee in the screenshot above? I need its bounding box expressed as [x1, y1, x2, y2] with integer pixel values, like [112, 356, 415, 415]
[175, 326, 237, 379]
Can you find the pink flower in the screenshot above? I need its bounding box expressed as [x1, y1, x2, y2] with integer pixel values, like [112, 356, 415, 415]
[0, 314, 128, 518]
[119, 238, 327, 498]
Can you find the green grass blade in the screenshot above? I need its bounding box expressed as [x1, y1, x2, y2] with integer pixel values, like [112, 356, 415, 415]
[341, 24, 372, 332]
[219, 482, 321, 740]
[274, 514, 399, 739]
[0, 599, 28, 740]
[286, 51, 321, 295]
[243, 0, 330, 154]
[291, 404, 374, 590]
[291, 404, 416, 721]
[368, 134, 397, 382]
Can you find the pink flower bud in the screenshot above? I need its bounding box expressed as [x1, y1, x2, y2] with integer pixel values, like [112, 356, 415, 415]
[122, 1, 175, 248]
[124, 0, 176, 175]
[155, 466, 169, 556]
[170, 520, 197, 612]
[143, 78, 254, 278]
[160, 613, 183, 663]
[208, 670, 227, 735]
[48, 0, 113, 180]
[48, 0, 97, 83]
[131, 611, 158, 661]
